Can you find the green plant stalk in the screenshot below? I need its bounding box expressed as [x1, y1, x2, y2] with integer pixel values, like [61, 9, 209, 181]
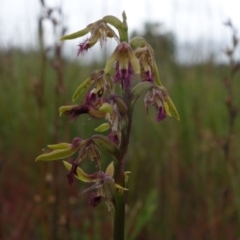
[113, 90, 132, 240]
[112, 21, 131, 240]
[114, 185, 126, 240]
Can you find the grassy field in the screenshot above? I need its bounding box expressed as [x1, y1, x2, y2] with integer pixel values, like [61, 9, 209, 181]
[0, 43, 240, 240]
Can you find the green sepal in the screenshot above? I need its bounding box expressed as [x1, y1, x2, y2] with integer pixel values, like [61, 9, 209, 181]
[94, 123, 110, 132]
[105, 161, 114, 177]
[91, 134, 119, 159]
[121, 11, 129, 42]
[131, 82, 154, 106]
[72, 77, 91, 102]
[63, 161, 97, 182]
[35, 148, 77, 162]
[99, 103, 113, 113]
[48, 143, 72, 150]
[113, 96, 128, 116]
[60, 27, 90, 41]
[124, 171, 131, 186]
[130, 36, 147, 50]
[163, 102, 171, 117]
[165, 96, 180, 120]
[59, 105, 78, 116]
[104, 51, 118, 74]
[88, 108, 106, 119]
[115, 183, 128, 191]
[128, 48, 140, 74]
[153, 60, 162, 86]
[102, 15, 122, 31]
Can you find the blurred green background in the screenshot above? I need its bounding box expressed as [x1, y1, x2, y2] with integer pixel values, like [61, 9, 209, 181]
[0, 1, 240, 240]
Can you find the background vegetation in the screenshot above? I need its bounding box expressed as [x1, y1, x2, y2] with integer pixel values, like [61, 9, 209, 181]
[0, 5, 240, 240]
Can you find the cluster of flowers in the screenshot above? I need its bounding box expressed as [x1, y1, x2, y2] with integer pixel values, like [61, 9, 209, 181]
[36, 12, 179, 212]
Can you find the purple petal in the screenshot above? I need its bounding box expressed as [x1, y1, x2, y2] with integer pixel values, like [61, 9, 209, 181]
[156, 106, 167, 122]
[71, 137, 81, 148]
[77, 39, 90, 55]
[89, 192, 102, 207]
[67, 161, 78, 185]
[65, 104, 89, 121]
[84, 91, 97, 104]
[114, 62, 134, 89]
[145, 70, 154, 82]
[108, 131, 119, 145]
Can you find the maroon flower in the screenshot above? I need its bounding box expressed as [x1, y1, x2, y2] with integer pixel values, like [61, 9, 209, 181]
[132, 42, 155, 82]
[144, 87, 167, 122]
[104, 41, 140, 90]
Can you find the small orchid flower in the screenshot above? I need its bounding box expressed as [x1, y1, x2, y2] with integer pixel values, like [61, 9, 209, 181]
[105, 42, 140, 89]
[89, 20, 119, 47]
[77, 34, 99, 55]
[134, 44, 155, 82]
[89, 70, 114, 95]
[104, 95, 128, 145]
[130, 37, 155, 82]
[59, 90, 116, 121]
[72, 70, 114, 103]
[144, 86, 169, 122]
[63, 161, 127, 211]
[61, 20, 120, 55]
[92, 94, 128, 146]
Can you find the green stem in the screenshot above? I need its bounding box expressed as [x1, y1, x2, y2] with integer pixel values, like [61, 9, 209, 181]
[114, 193, 125, 240]
[113, 89, 132, 240]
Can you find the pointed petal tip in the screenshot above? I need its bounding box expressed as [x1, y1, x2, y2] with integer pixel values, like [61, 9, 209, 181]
[35, 155, 44, 162]
[115, 183, 128, 191]
[94, 123, 110, 132]
[175, 114, 180, 121]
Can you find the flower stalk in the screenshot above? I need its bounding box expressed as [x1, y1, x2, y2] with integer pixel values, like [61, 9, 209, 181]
[36, 11, 179, 240]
